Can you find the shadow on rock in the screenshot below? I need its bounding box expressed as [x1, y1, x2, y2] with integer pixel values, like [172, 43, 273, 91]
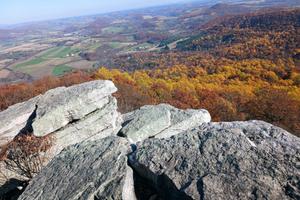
[0, 178, 28, 200]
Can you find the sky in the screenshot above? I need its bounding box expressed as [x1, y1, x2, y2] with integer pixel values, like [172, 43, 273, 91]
[0, 0, 196, 25]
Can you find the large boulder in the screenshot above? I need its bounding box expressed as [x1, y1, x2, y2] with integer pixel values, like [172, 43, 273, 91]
[0, 80, 122, 155]
[0, 80, 122, 189]
[129, 121, 300, 199]
[32, 80, 118, 137]
[18, 136, 135, 200]
[119, 104, 211, 143]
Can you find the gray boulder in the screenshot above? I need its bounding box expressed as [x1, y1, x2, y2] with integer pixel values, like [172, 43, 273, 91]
[129, 121, 300, 200]
[0, 80, 124, 192]
[0, 80, 122, 189]
[0, 80, 122, 155]
[119, 104, 211, 143]
[33, 80, 118, 137]
[49, 95, 122, 155]
[18, 136, 135, 200]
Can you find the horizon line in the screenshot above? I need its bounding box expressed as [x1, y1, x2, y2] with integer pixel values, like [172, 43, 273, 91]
[0, 0, 206, 27]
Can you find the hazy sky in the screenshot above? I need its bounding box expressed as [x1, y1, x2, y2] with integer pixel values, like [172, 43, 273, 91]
[0, 0, 196, 25]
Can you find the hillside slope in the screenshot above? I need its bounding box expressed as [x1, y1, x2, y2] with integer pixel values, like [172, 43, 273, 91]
[177, 9, 300, 61]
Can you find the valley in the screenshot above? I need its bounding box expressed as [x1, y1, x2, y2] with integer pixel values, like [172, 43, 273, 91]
[1, 0, 298, 83]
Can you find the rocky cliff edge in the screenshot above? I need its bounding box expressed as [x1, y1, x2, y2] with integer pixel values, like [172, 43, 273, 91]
[0, 80, 299, 200]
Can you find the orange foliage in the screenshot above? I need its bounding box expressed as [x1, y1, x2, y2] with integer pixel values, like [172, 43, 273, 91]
[93, 65, 300, 136]
[1, 64, 300, 137]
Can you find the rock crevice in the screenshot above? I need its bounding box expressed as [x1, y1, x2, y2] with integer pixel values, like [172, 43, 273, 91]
[128, 148, 193, 200]
[17, 105, 38, 135]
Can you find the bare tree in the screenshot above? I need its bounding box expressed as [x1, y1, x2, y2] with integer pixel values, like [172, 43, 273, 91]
[0, 135, 53, 179]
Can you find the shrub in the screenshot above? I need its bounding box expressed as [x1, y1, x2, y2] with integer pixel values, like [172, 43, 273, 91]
[0, 135, 53, 179]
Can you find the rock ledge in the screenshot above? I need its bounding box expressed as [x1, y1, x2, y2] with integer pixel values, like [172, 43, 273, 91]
[1, 80, 299, 200]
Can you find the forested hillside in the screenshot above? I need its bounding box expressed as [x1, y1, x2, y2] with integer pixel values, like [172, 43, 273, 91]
[104, 9, 299, 73]
[1, 59, 300, 137]
[177, 9, 299, 61]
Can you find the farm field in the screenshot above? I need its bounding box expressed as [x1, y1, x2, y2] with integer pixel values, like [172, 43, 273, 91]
[52, 65, 73, 76]
[6, 44, 91, 79]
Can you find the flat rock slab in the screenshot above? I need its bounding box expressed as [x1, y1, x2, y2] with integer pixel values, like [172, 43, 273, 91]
[130, 121, 300, 200]
[120, 104, 172, 143]
[33, 80, 118, 137]
[49, 96, 122, 155]
[120, 104, 211, 143]
[18, 136, 133, 200]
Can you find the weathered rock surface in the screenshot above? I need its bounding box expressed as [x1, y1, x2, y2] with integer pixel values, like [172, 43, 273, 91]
[129, 121, 300, 200]
[18, 136, 134, 200]
[119, 104, 211, 143]
[20, 119, 300, 200]
[0, 80, 122, 191]
[33, 80, 118, 137]
[0, 80, 122, 154]
[50, 96, 121, 154]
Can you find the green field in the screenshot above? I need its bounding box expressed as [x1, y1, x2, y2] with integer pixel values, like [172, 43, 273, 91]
[89, 43, 102, 50]
[42, 46, 79, 58]
[53, 47, 73, 58]
[13, 46, 79, 70]
[41, 47, 63, 57]
[109, 42, 124, 49]
[15, 57, 46, 68]
[52, 65, 73, 76]
[108, 42, 135, 49]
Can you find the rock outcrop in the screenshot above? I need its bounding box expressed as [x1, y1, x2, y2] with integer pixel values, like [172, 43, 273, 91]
[0, 80, 122, 190]
[19, 137, 133, 200]
[119, 104, 211, 143]
[32, 80, 119, 137]
[0, 80, 122, 155]
[1, 80, 299, 200]
[130, 121, 300, 200]
[19, 120, 300, 200]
